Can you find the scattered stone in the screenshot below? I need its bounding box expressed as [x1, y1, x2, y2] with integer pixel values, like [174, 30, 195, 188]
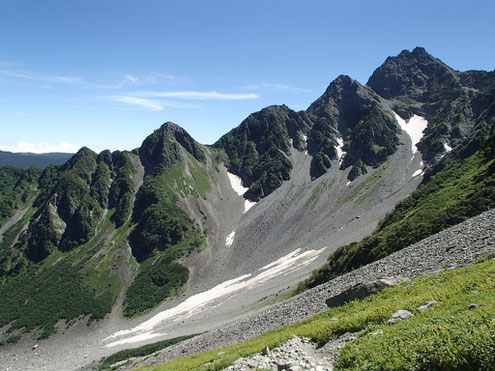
[370, 329, 383, 336]
[32, 344, 38, 350]
[387, 309, 414, 324]
[326, 277, 406, 307]
[261, 346, 270, 356]
[416, 300, 437, 312]
[330, 317, 338, 321]
[469, 303, 482, 310]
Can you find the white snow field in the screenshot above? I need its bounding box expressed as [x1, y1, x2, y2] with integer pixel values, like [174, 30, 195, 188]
[393, 112, 428, 156]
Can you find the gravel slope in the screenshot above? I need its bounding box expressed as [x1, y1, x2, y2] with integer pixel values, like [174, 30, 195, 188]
[124, 207, 495, 369]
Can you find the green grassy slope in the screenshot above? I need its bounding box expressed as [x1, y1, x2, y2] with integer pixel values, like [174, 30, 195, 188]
[0, 166, 41, 227]
[141, 258, 495, 371]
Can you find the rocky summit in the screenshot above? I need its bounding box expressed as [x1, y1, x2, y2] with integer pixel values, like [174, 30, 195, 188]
[0, 47, 494, 371]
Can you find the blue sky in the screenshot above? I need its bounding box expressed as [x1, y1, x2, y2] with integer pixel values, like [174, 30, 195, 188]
[1, 0, 494, 153]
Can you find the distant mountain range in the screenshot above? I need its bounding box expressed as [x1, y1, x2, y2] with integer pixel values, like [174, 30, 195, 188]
[0, 150, 73, 169]
[0, 47, 494, 369]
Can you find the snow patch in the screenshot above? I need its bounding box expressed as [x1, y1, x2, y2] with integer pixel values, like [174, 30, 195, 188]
[103, 247, 326, 347]
[346, 181, 351, 186]
[335, 137, 346, 164]
[227, 172, 249, 196]
[393, 112, 428, 156]
[226, 231, 235, 247]
[444, 142, 452, 152]
[301, 134, 308, 142]
[227, 172, 256, 214]
[244, 199, 256, 212]
[412, 169, 424, 177]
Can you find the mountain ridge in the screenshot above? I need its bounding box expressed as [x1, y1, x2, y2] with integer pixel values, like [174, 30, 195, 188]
[0, 47, 494, 370]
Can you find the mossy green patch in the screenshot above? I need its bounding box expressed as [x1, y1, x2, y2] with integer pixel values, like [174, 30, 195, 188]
[305, 178, 335, 211]
[345, 162, 389, 203]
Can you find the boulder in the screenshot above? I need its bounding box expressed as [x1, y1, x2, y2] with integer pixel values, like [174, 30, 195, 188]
[387, 310, 414, 324]
[416, 300, 437, 312]
[326, 277, 406, 307]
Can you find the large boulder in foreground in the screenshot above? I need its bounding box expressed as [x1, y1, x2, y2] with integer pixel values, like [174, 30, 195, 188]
[326, 277, 407, 308]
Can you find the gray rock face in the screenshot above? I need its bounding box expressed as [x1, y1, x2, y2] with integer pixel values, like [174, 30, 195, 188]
[326, 277, 406, 307]
[387, 309, 414, 324]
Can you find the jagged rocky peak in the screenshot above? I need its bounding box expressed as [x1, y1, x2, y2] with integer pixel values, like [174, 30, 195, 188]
[226, 104, 311, 150]
[366, 46, 455, 103]
[306, 75, 383, 130]
[139, 121, 205, 172]
[306, 75, 398, 179]
[214, 105, 311, 201]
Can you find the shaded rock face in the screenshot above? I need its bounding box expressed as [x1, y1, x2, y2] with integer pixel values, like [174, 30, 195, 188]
[367, 47, 452, 103]
[325, 277, 406, 308]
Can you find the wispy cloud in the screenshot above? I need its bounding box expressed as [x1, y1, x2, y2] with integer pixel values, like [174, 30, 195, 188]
[139, 90, 259, 100]
[0, 141, 81, 154]
[124, 74, 139, 83]
[109, 95, 201, 110]
[110, 96, 164, 111]
[0, 68, 83, 84]
[242, 83, 310, 93]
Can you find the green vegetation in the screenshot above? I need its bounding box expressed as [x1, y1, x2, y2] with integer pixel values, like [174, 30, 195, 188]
[123, 260, 189, 317]
[143, 259, 495, 371]
[215, 106, 298, 200]
[130, 166, 204, 263]
[99, 335, 198, 370]
[308, 119, 337, 177]
[306, 76, 400, 181]
[305, 178, 335, 211]
[342, 106, 399, 180]
[139, 122, 205, 171]
[125, 128, 210, 316]
[345, 162, 389, 204]
[0, 165, 41, 227]
[108, 151, 136, 227]
[301, 132, 495, 290]
[0, 260, 114, 339]
[0, 206, 37, 279]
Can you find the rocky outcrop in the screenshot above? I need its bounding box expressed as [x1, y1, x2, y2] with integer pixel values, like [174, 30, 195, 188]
[325, 277, 406, 308]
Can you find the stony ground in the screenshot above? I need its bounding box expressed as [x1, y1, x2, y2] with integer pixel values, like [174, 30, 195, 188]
[123, 207, 495, 370]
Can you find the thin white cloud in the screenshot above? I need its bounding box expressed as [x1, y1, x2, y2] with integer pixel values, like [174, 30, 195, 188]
[124, 74, 139, 83]
[0, 68, 82, 84]
[139, 90, 259, 100]
[0, 141, 80, 154]
[242, 83, 310, 93]
[110, 96, 164, 111]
